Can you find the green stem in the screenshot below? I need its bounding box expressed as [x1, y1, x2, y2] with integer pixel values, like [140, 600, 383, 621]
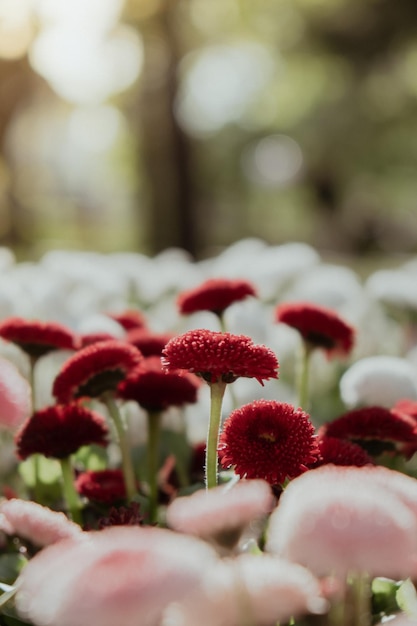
[147, 411, 162, 525]
[205, 380, 227, 489]
[60, 457, 82, 525]
[297, 341, 312, 410]
[103, 393, 137, 501]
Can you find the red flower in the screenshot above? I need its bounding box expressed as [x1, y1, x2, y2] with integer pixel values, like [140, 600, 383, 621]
[275, 302, 355, 358]
[80, 332, 117, 348]
[319, 406, 417, 458]
[219, 400, 319, 485]
[0, 317, 79, 358]
[118, 356, 201, 412]
[98, 502, 143, 528]
[177, 278, 257, 316]
[162, 329, 279, 385]
[15, 404, 108, 460]
[107, 310, 147, 331]
[310, 435, 375, 469]
[75, 470, 127, 504]
[126, 329, 175, 357]
[52, 340, 143, 403]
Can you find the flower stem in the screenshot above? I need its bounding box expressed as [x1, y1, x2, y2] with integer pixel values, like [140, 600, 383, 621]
[59, 456, 82, 525]
[297, 341, 312, 410]
[103, 393, 137, 502]
[146, 411, 162, 525]
[205, 380, 227, 489]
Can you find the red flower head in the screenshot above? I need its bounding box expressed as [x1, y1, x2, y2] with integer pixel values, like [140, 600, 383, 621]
[177, 278, 257, 317]
[0, 317, 80, 358]
[98, 502, 143, 528]
[319, 405, 417, 458]
[75, 469, 127, 504]
[106, 310, 147, 331]
[80, 332, 117, 348]
[52, 340, 143, 403]
[275, 302, 355, 358]
[310, 435, 375, 469]
[219, 400, 319, 485]
[126, 329, 175, 357]
[161, 329, 279, 385]
[15, 404, 108, 460]
[118, 356, 201, 412]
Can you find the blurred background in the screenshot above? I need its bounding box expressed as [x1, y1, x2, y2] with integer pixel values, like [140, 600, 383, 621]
[1, 0, 417, 264]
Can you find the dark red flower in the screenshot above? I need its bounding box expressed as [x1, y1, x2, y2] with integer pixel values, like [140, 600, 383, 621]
[52, 340, 143, 403]
[80, 332, 117, 348]
[106, 310, 147, 331]
[319, 406, 417, 458]
[219, 400, 319, 485]
[310, 435, 375, 469]
[118, 356, 201, 412]
[162, 329, 279, 385]
[177, 278, 257, 316]
[0, 317, 80, 358]
[15, 404, 108, 460]
[275, 302, 355, 358]
[97, 502, 143, 529]
[126, 329, 175, 357]
[75, 469, 127, 504]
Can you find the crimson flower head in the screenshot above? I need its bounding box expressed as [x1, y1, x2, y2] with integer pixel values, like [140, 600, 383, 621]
[15, 404, 108, 460]
[219, 400, 319, 485]
[0, 317, 80, 358]
[52, 340, 143, 403]
[319, 405, 417, 458]
[106, 309, 147, 331]
[118, 356, 201, 412]
[75, 469, 127, 504]
[275, 301, 355, 358]
[162, 329, 278, 385]
[126, 329, 175, 357]
[177, 278, 257, 317]
[310, 435, 375, 469]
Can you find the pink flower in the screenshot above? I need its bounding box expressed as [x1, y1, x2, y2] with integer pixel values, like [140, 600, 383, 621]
[177, 278, 257, 316]
[266, 465, 417, 579]
[0, 356, 31, 432]
[15, 526, 218, 626]
[0, 499, 82, 547]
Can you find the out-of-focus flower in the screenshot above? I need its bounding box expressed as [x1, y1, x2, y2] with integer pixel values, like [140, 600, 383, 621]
[162, 329, 278, 385]
[106, 309, 148, 331]
[219, 400, 319, 485]
[0, 317, 80, 358]
[394, 399, 417, 424]
[80, 332, 116, 347]
[118, 356, 200, 413]
[340, 356, 417, 408]
[275, 301, 355, 358]
[166, 479, 273, 549]
[319, 406, 417, 458]
[310, 435, 375, 468]
[266, 465, 417, 579]
[0, 498, 83, 547]
[177, 278, 257, 317]
[15, 404, 108, 460]
[52, 340, 143, 403]
[0, 356, 31, 432]
[75, 469, 127, 504]
[15, 526, 218, 626]
[126, 329, 175, 357]
[98, 502, 143, 528]
[162, 553, 326, 626]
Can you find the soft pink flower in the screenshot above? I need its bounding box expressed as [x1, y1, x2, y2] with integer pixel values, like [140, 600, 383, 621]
[0, 356, 31, 432]
[15, 526, 218, 626]
[162, 554, 326, 626]
[0, 499, 83, 547]
[266, 465, 417, 579]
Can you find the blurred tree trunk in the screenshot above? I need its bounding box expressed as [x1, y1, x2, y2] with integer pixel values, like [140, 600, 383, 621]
[135, 3, 197, 257]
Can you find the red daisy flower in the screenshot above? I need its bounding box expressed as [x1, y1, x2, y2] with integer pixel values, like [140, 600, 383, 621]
[52, 340, 143, 403]
[161, 329, 279, 385]
[177, 278, 257, 316]
[106, 310, 147, 331]
[275, 302, 355, 358]
[80, 332, 117, 348]
[310, 435, 375, 469]
[0, 317, 80, 358]
[118, 356, 201, 412]
[75, 469, 127, 504]
[319, 406, 417, 458]
[126, 329, 175, 357]
[15, 404, 108, 460]
[219, 400, 319, 485]
[97, 502, 143, 528]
